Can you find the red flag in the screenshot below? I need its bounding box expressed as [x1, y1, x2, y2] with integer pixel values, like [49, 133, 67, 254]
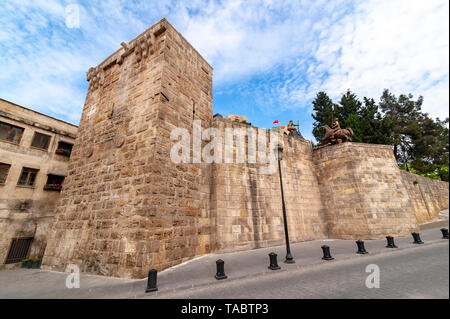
[273, 120, 279, 124]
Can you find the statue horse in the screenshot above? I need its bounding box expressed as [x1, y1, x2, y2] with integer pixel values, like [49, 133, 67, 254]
[321, 125, 354, 143]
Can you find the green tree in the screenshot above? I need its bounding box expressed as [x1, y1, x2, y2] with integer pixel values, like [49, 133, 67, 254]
[434, 118, 450, 168]
[438, 165, 449, 182]
[336, 91, 392, 144]
[402, 164, 449, 182]
[311, 88, 448, 180]
[379, 89, 423, 169]
[335, 90, 364, 142]
[311, 92, 336, 142]
[336, 89, 362, 125]
[312, 90, 391, 145]
[342, 113, 363, 142]
[359, 97, 392, 145]
[410, 116, 449, 175]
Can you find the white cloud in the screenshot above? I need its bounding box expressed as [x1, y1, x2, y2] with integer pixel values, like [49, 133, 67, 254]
[305, 0, 449, 120]
[0, 0, 448, 128]
[176, 0, 350, 83]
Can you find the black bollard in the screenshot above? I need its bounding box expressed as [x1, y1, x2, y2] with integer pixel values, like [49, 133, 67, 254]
[145, 269, 158, 293]
[215, 259, 228, 280]
[268, 252, 281, 270]
[441, 228, 449, 239]
[386, 236, 398, 248]
[412, 232, 424, 244]
[321, 245, 334, 260]
[356, 240, 368, 254]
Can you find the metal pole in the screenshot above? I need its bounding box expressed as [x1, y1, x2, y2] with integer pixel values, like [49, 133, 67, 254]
[277, 149, 295, 263]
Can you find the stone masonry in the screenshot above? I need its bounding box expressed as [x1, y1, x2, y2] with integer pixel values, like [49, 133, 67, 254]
[43, 19, 214, 278]
[314, 143, 419, 239]
[42, 18, 449, 278]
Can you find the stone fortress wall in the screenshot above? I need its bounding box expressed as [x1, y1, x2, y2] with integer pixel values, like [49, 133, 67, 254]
[210, 117, 329, 253]
[42, 18, 449, 278]
[314, 143, 419, 239]
[400, 170, 449, 224]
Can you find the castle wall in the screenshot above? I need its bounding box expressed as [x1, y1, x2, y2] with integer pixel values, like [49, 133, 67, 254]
[400, 170, 449, 223]
[210, 117, 327, 252]
[41, 18, 449, 279]
[313, 143, 420, 239]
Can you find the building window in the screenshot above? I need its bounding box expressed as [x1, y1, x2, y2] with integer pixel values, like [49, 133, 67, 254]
[44, 174, 65, 191]
[31, 132, 51, 150]
[0, 163, 11, 184]
[17, 167, 39, 187]
[55, 141, 73, 157]
[0, 121, 24, 144]
[5, 237, 33, 264]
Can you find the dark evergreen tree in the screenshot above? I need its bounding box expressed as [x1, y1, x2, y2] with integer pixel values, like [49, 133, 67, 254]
[311, 92, 336, 142]
[379, 89, 423, 169]
[336, 89, 362, 125]
[410, 116, 449, 174]
[359, 97, 392, 145]
[343, 113, 363, 142]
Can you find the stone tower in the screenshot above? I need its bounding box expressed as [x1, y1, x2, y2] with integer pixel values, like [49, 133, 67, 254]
[42, 18, 215, 278]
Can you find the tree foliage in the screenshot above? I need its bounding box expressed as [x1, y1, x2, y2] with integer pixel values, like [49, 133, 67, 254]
[311, 91, 335, 142]
[311, 88, 449, 180]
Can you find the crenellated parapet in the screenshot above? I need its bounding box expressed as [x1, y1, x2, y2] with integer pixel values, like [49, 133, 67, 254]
[132, 31, 156, 63]
[86, 66, 102, 91]
[85, 19, 167, 91]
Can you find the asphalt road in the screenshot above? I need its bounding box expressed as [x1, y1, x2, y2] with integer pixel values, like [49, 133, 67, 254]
[154, 241, 449, 299]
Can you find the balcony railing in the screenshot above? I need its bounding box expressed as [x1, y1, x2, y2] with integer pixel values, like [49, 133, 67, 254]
[55, 149, 71, 157]
[43, 184, 62, 191]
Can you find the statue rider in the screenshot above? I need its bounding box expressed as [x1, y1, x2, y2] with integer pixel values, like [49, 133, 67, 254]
[287, 120, 299, 133]
[287, 120, 304, 139]
[330, 118, 341, 140]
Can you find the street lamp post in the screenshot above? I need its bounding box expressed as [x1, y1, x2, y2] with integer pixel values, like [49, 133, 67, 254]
[276, 144, 295, 264]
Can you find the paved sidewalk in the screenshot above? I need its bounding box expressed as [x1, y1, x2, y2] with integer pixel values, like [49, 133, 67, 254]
[419, 209, 449, 230]
[146, 224, 449, 298]
[0, 224, 447, 299]
[154, 241, 449, 299]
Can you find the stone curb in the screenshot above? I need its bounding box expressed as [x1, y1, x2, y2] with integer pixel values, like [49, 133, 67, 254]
[419, 219, 449, 230]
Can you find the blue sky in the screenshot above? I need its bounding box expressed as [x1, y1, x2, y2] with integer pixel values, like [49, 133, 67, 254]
[1, 0, 448, 141]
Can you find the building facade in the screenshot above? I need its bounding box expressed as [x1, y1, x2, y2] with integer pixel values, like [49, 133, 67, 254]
[0, 98, 77, 265]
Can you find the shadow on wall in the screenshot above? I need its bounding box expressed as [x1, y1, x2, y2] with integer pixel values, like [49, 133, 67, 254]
[400, 170, 449, 224]
[248, 168, 262, 248]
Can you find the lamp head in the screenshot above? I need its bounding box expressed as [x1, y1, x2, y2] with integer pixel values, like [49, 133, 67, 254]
[275, 144, 283, 160]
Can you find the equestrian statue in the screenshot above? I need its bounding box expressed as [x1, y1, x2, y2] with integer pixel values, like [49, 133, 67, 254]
[313, 118, 354, 150]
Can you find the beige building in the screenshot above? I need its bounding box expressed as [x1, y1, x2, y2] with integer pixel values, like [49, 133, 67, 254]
[0, 98, 77, 265]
